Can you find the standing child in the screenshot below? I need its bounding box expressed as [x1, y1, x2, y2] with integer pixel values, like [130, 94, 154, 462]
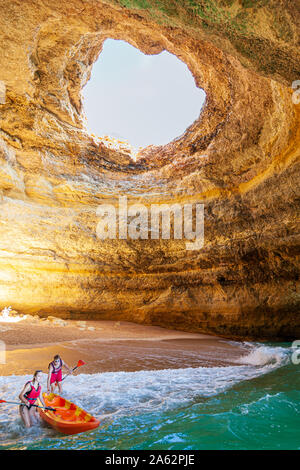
[47, 355, 72, 394]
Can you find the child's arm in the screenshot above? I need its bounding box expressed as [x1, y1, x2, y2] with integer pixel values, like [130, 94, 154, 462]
[39, 388, 46, 408]
[47, 365, 53, 393]
[19, 383, 30, 407]
[62, 360, 73, 374]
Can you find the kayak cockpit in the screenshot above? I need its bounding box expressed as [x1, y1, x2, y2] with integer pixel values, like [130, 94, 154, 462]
[39, 393, 100, 435]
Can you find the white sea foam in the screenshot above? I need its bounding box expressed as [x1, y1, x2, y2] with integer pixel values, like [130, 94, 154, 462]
[235, 345, 291, 367]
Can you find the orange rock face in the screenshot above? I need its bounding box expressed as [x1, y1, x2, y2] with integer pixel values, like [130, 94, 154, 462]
[0, 1, 299, 339]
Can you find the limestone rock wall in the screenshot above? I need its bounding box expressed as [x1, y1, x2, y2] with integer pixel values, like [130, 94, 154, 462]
[0, 0, 299, 339]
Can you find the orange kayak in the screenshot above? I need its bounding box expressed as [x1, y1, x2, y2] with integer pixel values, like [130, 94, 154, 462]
[39, 393, 100, 435]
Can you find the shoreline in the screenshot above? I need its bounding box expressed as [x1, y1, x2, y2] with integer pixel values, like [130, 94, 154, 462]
[0, 317, 249, 376]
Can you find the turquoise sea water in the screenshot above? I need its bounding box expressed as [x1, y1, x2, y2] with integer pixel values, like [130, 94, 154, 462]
[0, 343, 299, 450]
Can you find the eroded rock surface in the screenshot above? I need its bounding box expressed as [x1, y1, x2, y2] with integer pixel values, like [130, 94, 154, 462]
[0, 0, 299, 339]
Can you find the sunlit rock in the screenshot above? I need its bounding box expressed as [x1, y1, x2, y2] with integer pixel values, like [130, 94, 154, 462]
[0, 1, 299, 339]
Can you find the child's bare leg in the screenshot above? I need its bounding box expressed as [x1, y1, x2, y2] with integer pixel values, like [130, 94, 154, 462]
[30, 407, 40, 425]
[57, 382, 62, 395]
[19, 405, 31, 428]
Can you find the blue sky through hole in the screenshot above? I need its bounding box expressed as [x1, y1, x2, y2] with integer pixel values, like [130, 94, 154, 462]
[83, 39, 206, 150]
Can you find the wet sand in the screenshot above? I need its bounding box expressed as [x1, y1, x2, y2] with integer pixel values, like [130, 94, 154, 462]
[0, 317, 248, 376]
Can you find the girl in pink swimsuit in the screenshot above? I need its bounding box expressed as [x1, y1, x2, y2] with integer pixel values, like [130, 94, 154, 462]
[47, 355, 72, 394]
[19, 370, 46, 427]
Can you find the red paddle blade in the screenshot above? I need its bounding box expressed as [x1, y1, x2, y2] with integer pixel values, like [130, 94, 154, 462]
[77, 360, 85, 368]
[0, 400, 6, 403]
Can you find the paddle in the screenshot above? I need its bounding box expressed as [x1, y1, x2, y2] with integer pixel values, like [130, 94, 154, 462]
[0, 399, 56, 411]
[61, 359, 85, 382]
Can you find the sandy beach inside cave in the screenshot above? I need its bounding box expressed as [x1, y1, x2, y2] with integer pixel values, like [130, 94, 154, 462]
[0, 316, 249, 376]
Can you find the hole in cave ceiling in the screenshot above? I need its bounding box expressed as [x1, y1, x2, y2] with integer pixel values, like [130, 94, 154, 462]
[82, 38, 206, 159]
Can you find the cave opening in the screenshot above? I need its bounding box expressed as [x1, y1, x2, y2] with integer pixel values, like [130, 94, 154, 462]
[82, 38, 206, 159]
